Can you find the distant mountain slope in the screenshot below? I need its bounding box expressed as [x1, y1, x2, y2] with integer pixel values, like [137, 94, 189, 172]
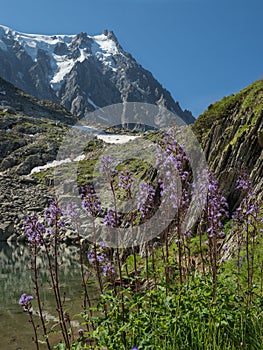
[0, 77, 75, 240]
[0, 76, 76, 124]
[193, 79, 263, 209]
[0, 25, 194, 125]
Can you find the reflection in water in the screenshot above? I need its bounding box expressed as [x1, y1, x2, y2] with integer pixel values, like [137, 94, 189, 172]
[0, 242, 97, 349]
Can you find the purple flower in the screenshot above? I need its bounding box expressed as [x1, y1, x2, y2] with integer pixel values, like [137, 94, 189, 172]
[236, 176, 252, 191]
[137, 182, 155, 217]
[87, 247, 106, 264]
[132, 347, 138, 350]
[23, 214, 45, 244]
[19, 293, 33, 307]
[98, 154, 115, 180]
[103, 209, 118, 227]
[63, 203, 80, 221]
[102, 262, 115, 276]
[118, 170, 135, 198]
[204, 173, 228, 239]
[87, 250, 95, 264]
[78, 328, 84, 337]
[232, 173, 262, 232]
[97, 252, 107, 263]
[156, 132, 191, 211]
[81, 186, 102, 217]
[99, 240, 108, 249]
[44, 199, 63, 227]
[42, 200, 67, 237]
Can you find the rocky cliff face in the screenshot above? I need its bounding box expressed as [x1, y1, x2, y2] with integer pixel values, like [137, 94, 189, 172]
[0, 76, 76, 123]
[0, 77, 74, 240]
[193, 79, 263, 210]
[0, 25, 194, 125]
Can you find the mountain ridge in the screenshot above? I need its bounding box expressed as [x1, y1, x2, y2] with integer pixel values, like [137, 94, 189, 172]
[0, 24, 194, 125]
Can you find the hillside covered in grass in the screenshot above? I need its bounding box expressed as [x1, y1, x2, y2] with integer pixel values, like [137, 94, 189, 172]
[193, 79, 263, 209]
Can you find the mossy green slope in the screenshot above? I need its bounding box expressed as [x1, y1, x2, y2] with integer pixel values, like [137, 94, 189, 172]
[192, 79, 263, 209]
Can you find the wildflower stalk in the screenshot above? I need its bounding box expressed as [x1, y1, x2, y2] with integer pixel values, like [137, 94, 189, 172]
[151, 242, 157, 290]
[198, 224, 206, 279]
[176, 214, 183, 287]
[28, 307, 40, 350]
[109, 179, 127, 350]
[42, 237, 70, 348]
[54, 235, 71, 348]
[44, 201, 71, 348]
[232, 173, 263, 304]
[19, 294, 39, 350]
[260, 257, 263, 297]
[133, 246, 138, 292]
[32, 244, 51, 350]
[93, 241, 104, 294]
[74, 220, 94, 332]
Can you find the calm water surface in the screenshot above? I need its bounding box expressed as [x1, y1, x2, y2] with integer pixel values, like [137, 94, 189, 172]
[0, 242, 97, 350]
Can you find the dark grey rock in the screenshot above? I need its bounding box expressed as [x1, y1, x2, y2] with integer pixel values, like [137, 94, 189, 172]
[0, 221, 14, 240]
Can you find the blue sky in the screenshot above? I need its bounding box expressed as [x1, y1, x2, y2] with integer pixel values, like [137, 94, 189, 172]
[1, 0, 263, 117]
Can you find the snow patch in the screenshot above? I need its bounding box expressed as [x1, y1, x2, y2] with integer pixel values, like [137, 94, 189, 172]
[97, 134, 140, 144]
[14, 32, 74, 62]
[92, 34, 119, 70]
[30, 154, 85, 174]
[50, 48, 91, 90]
[93, 34, 119, 55]
[50, 54, 75, 90]
[72, 125, 140, 144]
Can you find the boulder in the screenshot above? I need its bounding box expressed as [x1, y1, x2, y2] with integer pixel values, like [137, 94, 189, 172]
[0, 221, 14, 241]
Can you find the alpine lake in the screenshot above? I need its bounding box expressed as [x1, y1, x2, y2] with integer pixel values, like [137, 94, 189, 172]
[0, 241, 98, 349]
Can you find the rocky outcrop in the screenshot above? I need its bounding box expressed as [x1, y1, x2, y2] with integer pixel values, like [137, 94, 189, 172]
[0, 103, 69, 175]
[193, 79, 263, 210]
[0, 76, 76, 124]
[0, 25, 194, 125]
[0, 174, 52, 241]
[0, 79, 75, 240]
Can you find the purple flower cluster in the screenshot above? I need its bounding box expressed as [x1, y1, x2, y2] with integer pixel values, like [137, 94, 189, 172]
[63, 202, 80, 220]
[156, 131, 190, 210]
[81, 185, 102, 217]
[24, 200, 69, 245]
[205, 173, 228, 238]
[137, 182, 155, 217]
[236, 174, 252, 191]
[19, 293, 33, 307]
[44, 200, 63, 226]
[163, 131, 190, 178]
[87, 242, 115, 277]
[23, 214, 45, 244]
[103, 209, 119, 227]
[44, 199, 66, 236]
[233, 174, 262, 229]
[78, 328, 84, 337]
[102, 262, 115, 276]
[118, 170, 135, 199]
[87, 250, 106, 264]
[98, 154, 115, 180]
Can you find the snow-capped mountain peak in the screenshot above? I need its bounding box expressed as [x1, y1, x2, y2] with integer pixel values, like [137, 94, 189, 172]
[0, 25, 121, 91]
[0, 24, 194, 124]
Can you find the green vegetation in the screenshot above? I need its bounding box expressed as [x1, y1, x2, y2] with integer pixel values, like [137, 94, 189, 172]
[193, 79, 263, 147]
[19, 129, 263, 350]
